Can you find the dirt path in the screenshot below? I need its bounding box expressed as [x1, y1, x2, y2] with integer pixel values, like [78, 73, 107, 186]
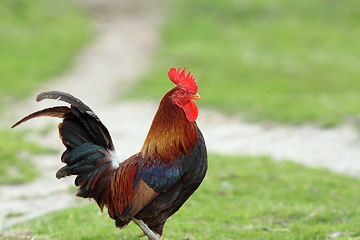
[200, 110, 360, 177]
[2, 0, 360, 232]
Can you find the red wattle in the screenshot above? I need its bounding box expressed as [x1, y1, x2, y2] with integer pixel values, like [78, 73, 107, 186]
[182, 100, 198, 122]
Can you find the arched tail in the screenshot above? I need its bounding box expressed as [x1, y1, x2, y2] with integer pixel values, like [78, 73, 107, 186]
[12, 91, 118, 210]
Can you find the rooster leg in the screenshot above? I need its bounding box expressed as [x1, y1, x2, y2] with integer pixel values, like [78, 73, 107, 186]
[132, 218, 161, 240]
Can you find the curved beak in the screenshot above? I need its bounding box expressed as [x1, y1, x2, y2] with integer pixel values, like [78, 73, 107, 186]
[192, 93, 201, 100]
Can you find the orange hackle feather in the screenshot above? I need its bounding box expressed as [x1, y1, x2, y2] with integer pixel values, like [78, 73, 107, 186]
[140, 87, 199, 164]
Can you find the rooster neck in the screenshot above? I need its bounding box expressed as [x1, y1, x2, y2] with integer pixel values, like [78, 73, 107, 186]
[141, 91, 198, 163]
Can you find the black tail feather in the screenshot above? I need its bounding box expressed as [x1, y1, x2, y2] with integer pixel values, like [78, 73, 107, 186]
[13, 91, 117, 204]
[69, 106, 114, 150]
[11, 106, 71, 128]
[36, 91, 92, 111]
[62, 142, 102, 165]
[34, 91, 114, 151]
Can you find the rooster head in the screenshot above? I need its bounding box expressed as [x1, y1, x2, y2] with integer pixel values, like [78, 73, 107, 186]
[168, 67, 200, 123]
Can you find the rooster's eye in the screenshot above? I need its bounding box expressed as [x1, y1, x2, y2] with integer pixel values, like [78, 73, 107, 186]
[179, 90, 185, 95]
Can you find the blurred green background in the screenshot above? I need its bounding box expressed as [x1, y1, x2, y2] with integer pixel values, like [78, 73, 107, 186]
[129, 0, 360, 127]
[1, 0, 359, 126]
[0, 0, 90, 102]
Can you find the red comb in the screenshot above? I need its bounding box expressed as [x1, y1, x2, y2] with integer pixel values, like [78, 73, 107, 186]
[168, 67, 198, 94]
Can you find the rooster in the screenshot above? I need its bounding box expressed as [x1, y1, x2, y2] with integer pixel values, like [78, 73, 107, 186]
[12, 67, 207, 240]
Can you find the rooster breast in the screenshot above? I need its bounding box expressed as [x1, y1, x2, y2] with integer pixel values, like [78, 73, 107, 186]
[132, 128, 207, 235]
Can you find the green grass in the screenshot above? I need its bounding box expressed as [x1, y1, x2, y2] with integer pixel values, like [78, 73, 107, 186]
[127, 0, 360, 127]
[0, 0, 91, 101]
[0, 129, 55, 184]
[0, 0, 91, 183]
[4, 155, 360, 239]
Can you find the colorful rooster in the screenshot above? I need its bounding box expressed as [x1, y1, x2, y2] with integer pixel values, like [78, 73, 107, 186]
[12, 67, 207, 240]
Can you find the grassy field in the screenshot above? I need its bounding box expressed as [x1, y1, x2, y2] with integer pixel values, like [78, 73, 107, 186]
[0, 0, 91, 183]
[3, 154, 360, 239]
[0, 129, 54, 184]
[0, 0, 90, 101]
[128, 0, 360, 127]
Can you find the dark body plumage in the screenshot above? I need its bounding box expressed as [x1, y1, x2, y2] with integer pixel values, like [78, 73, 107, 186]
[12, 90, 207, 237]
[128, 131, 207, 234]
